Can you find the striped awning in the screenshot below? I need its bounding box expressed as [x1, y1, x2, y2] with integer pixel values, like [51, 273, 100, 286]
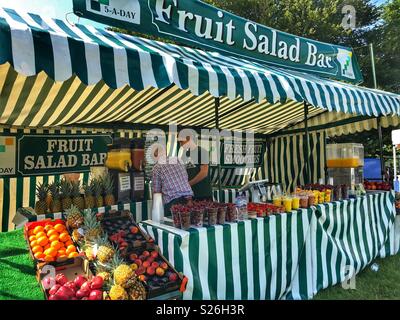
[1, 7, 400, 132]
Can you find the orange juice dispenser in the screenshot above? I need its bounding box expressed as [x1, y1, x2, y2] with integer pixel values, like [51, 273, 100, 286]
[326, 143, 364, 186]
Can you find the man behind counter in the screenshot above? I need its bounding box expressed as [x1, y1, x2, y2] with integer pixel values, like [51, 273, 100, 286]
[178, 135, 213, 201]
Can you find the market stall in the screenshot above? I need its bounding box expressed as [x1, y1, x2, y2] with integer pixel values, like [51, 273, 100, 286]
[0, 2, 400, 301]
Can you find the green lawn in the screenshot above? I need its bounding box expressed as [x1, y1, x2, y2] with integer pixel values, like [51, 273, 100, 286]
[0, 229, 399, 300]
[314, 253, 400, 300]
[0, 229, 44, 300]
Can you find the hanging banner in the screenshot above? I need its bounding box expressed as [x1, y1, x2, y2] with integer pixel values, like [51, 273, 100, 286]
[0, 133, 113, 177]
[73, 0, 363, 84]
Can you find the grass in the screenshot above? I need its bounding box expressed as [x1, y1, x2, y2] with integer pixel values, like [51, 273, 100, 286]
[0, 229, 44, 300]
[314, 254, 400, 300]
[0, 229, 399, 300]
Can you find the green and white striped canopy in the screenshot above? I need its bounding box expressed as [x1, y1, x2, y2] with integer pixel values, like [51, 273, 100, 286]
[1, 7, 400, 132]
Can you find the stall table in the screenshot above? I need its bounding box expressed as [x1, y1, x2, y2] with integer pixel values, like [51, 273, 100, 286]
[140, 191, 400, 300]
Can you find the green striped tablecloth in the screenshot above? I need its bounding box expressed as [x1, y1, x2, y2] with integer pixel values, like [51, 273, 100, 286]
[141, 191, 400, 300]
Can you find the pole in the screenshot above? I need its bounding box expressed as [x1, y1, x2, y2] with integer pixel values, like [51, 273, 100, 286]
[304, 101, 311, 185]
[215, 97, 223, 201]
[377, 117, 385, 180]
[369, 43, 378, 90]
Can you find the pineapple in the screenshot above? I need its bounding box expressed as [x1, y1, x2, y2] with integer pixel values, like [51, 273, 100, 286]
[83, 210, 102, 241]
[109, 284, 128, 300]
[60, 179, 72, 211]
[83, 182, 96, 209]
[95, 235, 115, 264]
[126, 278, 147, 300]
[65, 205, 84, 229]
[95, 262, 112, 282]
[103, 175, 116, 207]
[93, 178, 104, 208]
[71, 181, 85, 210]
[49, 182, 62, 213]
[35, 183, 49, 215]
[83, 242, 96, 261]
[107, 253, 134, 288]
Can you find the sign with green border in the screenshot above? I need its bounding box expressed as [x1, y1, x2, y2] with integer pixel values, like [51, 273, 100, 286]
[0, 133, 113, 177]
[73, 0, 363, 84]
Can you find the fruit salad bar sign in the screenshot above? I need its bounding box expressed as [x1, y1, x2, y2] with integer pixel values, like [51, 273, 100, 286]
[73, 0, 363, 83]
[17, 134, 113, 176]
[221, 140, 266, 168]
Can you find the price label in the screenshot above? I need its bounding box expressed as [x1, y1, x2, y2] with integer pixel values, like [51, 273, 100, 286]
[119, 175, 131, 191]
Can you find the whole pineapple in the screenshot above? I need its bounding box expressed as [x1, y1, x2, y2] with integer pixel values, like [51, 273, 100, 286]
[83, 210, 102, 241]
[71, 180, 85, 210]
[65, 205, 84, 229]
[83, 181, 96, 209]
[95, 235, 115, 264]
[93, 178, 104, 208]
[49, 182, 62, 213]
[34, 183, 49, 215]
[103, 175, 116, 207]
[109, 284, 128, 300]
[95, 263, 112, 282]
[60, 179, 72, 211]
[107, 254, 134, 289]
[126, 278, 147, 300]
[83, 241, 96, 261]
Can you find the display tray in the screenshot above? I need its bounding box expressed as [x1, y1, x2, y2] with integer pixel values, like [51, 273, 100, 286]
[124, 242, 187, 299]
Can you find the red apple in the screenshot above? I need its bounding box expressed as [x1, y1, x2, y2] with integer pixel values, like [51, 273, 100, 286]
[55, 273, 68, 286]
[88, 290, 103, 300]
[48, 295, 59, 300]
[74, 275, 87, 288]
[90, 276, 104, 290]
[64, 281, 77, 293]
[49, 284, 61, 296]
[146, 266, 156, 276]
[76, 289, 90, 299]
[80, 280, 92, 292]
[156, 267, 165, 277]
[169, 273, 178, 282]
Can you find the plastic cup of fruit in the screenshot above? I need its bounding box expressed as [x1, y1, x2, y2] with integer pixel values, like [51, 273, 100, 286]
[217, 206, 226, 225]
[273, 196, 282, 207]
[283, 197, 293, 212]
[292, 196, 300, 210]
[299, 195, 309, 208]
[190, 209, 204, 228]
[207, 208, 218, 226]
[179, 211, 191, 230]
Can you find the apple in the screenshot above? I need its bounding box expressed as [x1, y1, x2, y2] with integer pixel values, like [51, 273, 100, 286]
[76, 289, 90, 299]
[48, 294, 59, 300]
[156, 267, 165, 277]
[55, 273, 68, 286]
[80, 280, 92, 292]
[89, 290, 103, 300]
[74, 275, 87, 288]
[169, 273, 178, 282]
[64, 281, 77, 293]
[146, 266, 156, 276]
[49, 284, 61, 296]
[90, 276, 104, 290]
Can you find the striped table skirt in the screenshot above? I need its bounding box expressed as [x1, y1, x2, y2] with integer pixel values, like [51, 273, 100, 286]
[141, 191, 400, 300]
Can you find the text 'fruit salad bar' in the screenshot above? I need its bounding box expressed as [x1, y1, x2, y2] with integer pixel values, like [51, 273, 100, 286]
[26, 208, 187, 300]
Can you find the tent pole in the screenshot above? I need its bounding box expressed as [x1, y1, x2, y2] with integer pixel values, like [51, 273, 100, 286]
[215, 97, 223, 201]
[304, 101, 311, 185]
[377, 117, 385, 181]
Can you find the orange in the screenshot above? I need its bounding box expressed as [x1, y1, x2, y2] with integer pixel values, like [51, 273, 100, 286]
[29, 235, 36, 242]
[36, 231, 46, 239]
[57, 249, 66, 256]
[33, 226, 44, 235]
[47, 230, 59, 238]
[44, 247, 57, 258]
[50, 240, 61, 250]
[43, 244, 51, 250]
[44, 225, 53, 232]
[48, 235, 59, 243]
[37, 236, 49, 247]
[34, 252, 45, 260]
[58, 255, 68, 259]
[59, 232, 70, 243]
[28, 229, 35, 236]
[68, 252, 79, 258]
[54, 224, 66, 233]
[30, 240, 38, 247]
[44, 255, 55, 262]
[64, 240, 73, 247]
[32, 245, 43, 254]
[65, 245, 76, 255]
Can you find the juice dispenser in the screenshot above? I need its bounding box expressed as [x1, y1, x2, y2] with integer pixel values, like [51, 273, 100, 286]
[326, 143, 364, 186]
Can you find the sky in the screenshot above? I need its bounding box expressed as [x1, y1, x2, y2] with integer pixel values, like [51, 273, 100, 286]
[0, 0, 390, 29]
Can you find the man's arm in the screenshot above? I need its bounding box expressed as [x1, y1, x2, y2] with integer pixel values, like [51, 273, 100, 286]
[189, 164, 209, 186]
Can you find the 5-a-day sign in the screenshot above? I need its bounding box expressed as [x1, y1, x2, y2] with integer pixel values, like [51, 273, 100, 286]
[73, 0, 363, 83]
[0, 134, 113, 177]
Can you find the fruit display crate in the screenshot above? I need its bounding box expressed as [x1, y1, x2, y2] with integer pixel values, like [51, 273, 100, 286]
[24, 219, 79, 270]
[101, 214, 150, 252]
[125, 242, 188, 300]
